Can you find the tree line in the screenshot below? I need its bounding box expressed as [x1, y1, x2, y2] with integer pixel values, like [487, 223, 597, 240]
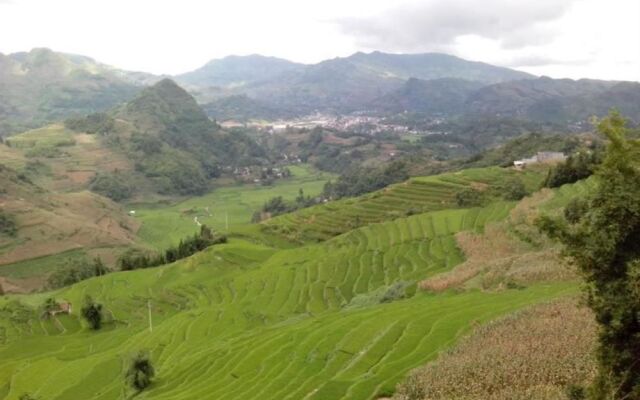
[119, 225, 226, 271]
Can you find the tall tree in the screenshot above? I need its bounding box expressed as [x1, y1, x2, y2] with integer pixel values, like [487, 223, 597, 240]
[538, 111, 640, 399]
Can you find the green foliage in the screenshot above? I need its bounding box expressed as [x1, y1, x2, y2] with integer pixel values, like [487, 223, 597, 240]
[566, 384, 587, 400]
[537, 111, 640, 399]
[455, 188, 484, 207]
[47, 261, 94, 289]
[89, 171, 134, 201]
[41, 298, 59, 314]
[126, 351, 155, 392]
[46, 256, 109, 289]
[323, 161, 409, 200]
[543, 151, 601, 188]
[64, 112, 115, 135]
[253, 189, 318, 221]
[80, 295, 103, 330]
[0, 210, 17, 237]
[501, 177, 528, 201]
[564, 198, 588, 224]
[119, 225, 227, 271]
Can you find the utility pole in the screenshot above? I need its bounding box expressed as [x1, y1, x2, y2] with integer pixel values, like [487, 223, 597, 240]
[148, 299, 153, 333]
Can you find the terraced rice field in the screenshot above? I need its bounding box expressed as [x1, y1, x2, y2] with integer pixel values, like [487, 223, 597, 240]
[0, 167, 582, 400]
[264, 167, 545, 242]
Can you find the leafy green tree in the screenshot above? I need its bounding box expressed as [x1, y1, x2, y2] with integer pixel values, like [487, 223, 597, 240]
[126, 351, 155, 392]
[455, 188, 483, 207]
[537, 111, 640, 399]
[80, 295, 103, 330]
[501, 177, 528, 201]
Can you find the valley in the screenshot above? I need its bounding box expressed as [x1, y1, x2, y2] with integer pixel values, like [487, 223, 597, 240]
[0, 14, 637, 397]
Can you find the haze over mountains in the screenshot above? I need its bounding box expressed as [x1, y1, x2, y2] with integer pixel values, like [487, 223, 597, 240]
[1, 47, 639, 138]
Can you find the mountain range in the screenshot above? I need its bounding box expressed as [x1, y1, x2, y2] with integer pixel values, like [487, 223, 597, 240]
[1, 48, 639, 138]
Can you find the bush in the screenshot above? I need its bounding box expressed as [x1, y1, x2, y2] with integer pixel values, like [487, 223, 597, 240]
[126, 351, 155, 392]
[89, 171, 134, 201]
[80, 295, 103, 330]
[501, 178, 528, 201]
[564, 198, 588, 224]
[543, 151, 601, 188]
[455, 188, 483, 207]
[0, 210, 17, 237]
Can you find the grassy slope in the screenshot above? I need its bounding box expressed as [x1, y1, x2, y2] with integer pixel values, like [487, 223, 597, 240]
[0, 166, 587, 399]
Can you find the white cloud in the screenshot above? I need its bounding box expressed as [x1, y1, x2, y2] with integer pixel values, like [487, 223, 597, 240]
[0, 0, 637, 80]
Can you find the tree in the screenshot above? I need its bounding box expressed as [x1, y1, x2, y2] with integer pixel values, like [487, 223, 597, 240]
[455, 188, 483, 207]
[501, 177, 528, 201]
[126, 351, 155, 392]
[80, 295, 103, 330]
[537, 111, 640, 399]
[92, 257, 108, 276]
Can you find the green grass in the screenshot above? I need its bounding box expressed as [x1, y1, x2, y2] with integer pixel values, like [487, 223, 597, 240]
[133, 164, 334, 249]
[0, 166, 587, 400]
[0, 231, 575, 399]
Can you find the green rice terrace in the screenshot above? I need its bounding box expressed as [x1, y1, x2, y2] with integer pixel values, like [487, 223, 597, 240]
[0, 166, 589, 399]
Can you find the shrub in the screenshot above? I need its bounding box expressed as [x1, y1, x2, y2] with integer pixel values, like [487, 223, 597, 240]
[543, 151, 601, 188]
[89, 171, 134, 202]
[564, 198, 588, 224]
[454, 188, 483, 207]
[0, 210, 17, 237]
[80, 295, 103, 330]
[126, 351, 155, 392]
[501, 177, 528, 201]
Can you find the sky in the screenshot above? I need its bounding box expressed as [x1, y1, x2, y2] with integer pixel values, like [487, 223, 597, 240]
[0, 0, 638, 80]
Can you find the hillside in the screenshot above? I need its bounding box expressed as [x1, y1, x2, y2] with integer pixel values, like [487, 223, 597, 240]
[0, 164, 586, 399]
[369, 77, 485, 115]
[0, 48, 152, 136]
[0, 163, 139, 289]
[111, 78, 269, 195]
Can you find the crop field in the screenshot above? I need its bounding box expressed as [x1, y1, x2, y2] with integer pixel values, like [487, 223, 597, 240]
[264, 167, 545, 242]
[134, 164, 334, 249]
[0, 199, 574, 399]
[0, 166, 587, 400]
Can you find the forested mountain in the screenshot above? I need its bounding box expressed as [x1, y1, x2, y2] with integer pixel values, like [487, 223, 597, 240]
[369, 77, 485, 115]
[91, 79, 268, 196]
[176, 54, 304, 88]
[0, 48, 155, 136]
[191, 51, 534, 116]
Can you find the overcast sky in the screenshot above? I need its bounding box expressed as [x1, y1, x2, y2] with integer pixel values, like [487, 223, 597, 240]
[0, 0, 638, 80]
